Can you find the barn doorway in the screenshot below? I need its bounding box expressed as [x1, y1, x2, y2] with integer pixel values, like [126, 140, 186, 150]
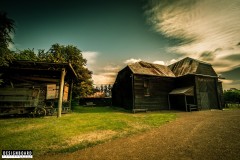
[169, 86, 197, 112]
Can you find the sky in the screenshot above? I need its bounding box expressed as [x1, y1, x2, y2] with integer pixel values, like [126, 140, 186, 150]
[1, 0, 240, 89]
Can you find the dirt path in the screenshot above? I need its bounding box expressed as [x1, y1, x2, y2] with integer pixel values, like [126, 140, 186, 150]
[36, 110, 240, 160]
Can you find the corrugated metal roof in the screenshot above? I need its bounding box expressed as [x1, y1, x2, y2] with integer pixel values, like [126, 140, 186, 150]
[128, 61, 175, 77]
[169, 86, 194, 96]
[168, 57, 217, 77]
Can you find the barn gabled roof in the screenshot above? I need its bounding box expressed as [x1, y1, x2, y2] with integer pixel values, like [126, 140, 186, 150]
[128, 61, 175, 77]
[168, 57, 217, 77]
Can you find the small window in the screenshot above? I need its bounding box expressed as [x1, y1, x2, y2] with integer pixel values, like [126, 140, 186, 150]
[144, 79, 150, 96]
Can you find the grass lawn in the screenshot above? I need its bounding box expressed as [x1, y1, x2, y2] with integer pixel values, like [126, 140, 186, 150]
[0, 106, 176, 156]
[224, 103, 240, 110]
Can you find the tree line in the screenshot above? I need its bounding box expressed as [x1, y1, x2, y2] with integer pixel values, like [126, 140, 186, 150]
[0, 11, 93, 98]
[224, 89, 240, 103]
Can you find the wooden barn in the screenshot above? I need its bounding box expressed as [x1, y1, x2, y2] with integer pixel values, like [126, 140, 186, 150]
[112, 57, 224, 112]
[112, 61, 176, 112]
[0, 61, 78, 117]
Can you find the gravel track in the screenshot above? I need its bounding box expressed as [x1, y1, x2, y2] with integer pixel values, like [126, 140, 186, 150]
[36, 110, 240, 160]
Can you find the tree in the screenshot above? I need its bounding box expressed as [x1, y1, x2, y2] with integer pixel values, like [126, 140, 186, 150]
[224, 90, 240, 103]
[13, 44, 93, 97]
[0, 11, 15, 66]
[14, 48, 39, 61]
[0, 11, 15, 49]
[40, 44, 94, 98]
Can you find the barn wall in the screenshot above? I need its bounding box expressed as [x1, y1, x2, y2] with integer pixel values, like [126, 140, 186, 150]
[217, 81, 224, 109]
[175, 75, 195, 88]
[133, 75, 175, 110]
[195, 76, 219, 109]
[196, 63, 217, 77]
[112, 67, 133, 110]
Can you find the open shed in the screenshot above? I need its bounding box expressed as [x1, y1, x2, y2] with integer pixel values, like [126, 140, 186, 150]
[169, 86, 196, 111]
[0, 60, 78, 117]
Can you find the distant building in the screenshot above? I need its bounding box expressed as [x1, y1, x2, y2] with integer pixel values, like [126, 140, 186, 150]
[112, 57, 224, 112]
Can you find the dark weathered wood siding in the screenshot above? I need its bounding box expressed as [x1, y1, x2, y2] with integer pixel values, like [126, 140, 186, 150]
[195, 76, 219, 109]
[196, 63, 217, 77]
[112, 67, 133, 110]
[217, 81, 224, 109]
[133, 75, 175, 110]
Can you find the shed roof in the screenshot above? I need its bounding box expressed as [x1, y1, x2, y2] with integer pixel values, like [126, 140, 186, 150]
[169, 86, 194, 96]
[0, 60, 78, 80]
[168, 57, 217, 77]
[128, 61, 175, 77]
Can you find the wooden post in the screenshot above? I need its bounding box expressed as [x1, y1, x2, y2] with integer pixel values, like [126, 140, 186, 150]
[68, 79, 74, 110]
[168, 95, 171, 110]
[57, 68, 66, 118]
[132, 74, 135, 112]
[214, 78, 221, 109]
[184, 95, 188, 112]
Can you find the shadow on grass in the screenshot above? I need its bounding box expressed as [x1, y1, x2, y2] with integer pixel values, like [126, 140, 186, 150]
[0, 114, 36, 119]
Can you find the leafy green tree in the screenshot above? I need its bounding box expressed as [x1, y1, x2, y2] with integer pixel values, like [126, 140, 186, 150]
[224, 90, 240, 103]
[0, 11, 15, 49]
[13, 44, 94, 97]
[41, 44, 94, 98]
[14, 48, 39, 61]
[0, 11, 15, 66]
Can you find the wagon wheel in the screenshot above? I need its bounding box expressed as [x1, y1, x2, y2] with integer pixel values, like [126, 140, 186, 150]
[35, 107, 46, 117]
[46, 107, 55, 116]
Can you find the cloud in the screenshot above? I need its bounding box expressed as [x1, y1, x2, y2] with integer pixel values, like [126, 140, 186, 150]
[82, 51, 99, 65]
[92, 64, 122, 85]
[124, 58, 142, 64]
[153, 60, 165, 65]
[146, 0, 240, 73]
[92, 74, 116, 85]
[153, 59, 178, 65]
[222, 80, 240, 90]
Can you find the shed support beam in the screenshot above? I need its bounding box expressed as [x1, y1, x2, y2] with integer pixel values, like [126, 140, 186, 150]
[57, 68, 66, 118]
[168, 95, 171, 110]
[184, 95, 188, 112]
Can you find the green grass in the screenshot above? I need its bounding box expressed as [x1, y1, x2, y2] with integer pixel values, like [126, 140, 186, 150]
[224, 103, 240, 110]
[0, 106, 176, 155]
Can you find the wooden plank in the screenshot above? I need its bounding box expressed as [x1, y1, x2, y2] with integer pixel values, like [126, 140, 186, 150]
[46, 84, 57, 99]
[0, 88, 32, 96]
[13, 76, 59, 83]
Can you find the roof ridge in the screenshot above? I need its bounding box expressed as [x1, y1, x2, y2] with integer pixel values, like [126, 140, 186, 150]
[169, 57, 211, 66]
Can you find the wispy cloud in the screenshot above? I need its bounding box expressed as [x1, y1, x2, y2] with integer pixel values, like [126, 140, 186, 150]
[82, 51, 99, 65]
[146, 0, 240, 73]
[153, 60, 165, 65]
[92, 64, 122, 85]
[124, 58, 142, 64]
